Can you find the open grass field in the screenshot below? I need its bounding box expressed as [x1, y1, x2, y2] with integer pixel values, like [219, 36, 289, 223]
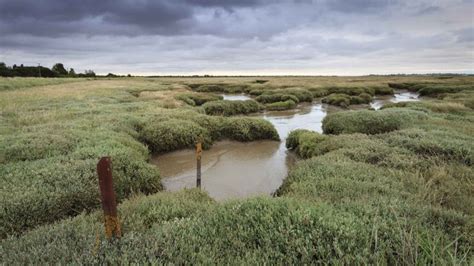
[1, 75, 473, 264]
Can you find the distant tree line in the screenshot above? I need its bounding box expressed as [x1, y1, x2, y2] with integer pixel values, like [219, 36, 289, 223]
[0, 62, 96, 78]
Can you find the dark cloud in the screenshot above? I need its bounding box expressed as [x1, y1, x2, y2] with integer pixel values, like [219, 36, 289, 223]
[0, 0, 472, 74]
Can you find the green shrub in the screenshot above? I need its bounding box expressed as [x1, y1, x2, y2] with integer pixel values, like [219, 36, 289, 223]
[202, 100, 261, 116]
[265, 100, 297, 111]
[175, 93, 223, 106]
[322, 108, 428, 135]
[286, 129, 328, 158]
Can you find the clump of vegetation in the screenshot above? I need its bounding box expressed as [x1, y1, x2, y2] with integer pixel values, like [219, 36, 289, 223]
[258, 88, 313, 102]
[265, 100, 297, 111]
[322, 108, 428, 134]
[388, 82, 474, 96]
[221, 117, 280, 141]
[190, 83, 251, 93]
[322, 92, 373, 107]
[139, 119, 213, 153]
[286, 129, 328, 158]
[202, 100, 261, 116]
[175, 93, 223, 106]
[139, 113, 279, 153]
[256, 93, 299, 104]
[249, 89, 264, 96]
[321, 93, 350, 107]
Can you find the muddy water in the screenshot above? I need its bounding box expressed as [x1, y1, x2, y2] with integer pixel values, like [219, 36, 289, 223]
[153, 90, 420, 200]
[370, 90, 420, 110]
[152, 103, 327, 200]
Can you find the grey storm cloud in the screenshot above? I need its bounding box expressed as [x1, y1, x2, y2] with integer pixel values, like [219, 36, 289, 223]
[0, 0, 472, 75]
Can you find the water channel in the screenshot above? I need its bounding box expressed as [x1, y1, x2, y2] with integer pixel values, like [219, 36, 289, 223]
[152, 91, 420, 200]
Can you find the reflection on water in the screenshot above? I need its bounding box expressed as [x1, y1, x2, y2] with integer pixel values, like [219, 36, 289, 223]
[152, 102, 327, 200]
[221, 94, 252, 101]
[370, 90, 420, 110]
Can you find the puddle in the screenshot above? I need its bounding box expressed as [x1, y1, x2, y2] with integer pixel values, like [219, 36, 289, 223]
[371, 90, 420, 110]
[152, 102, 327, 200]
[221, 94, 252, 101]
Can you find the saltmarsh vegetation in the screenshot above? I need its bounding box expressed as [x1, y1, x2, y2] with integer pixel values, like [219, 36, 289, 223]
[0, 78, 278, 237]
[1, 76, 473, 264]
[202, 99, 261, 116]
[175, 92, 223, 106]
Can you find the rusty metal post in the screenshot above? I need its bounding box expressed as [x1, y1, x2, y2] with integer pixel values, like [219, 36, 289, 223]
[97, 157, 121, 239]
[196, 141, 202, 188]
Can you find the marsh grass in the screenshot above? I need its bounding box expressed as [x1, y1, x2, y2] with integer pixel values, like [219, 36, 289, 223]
[1, 76, 473, 264]
[202, 100, 261, 116]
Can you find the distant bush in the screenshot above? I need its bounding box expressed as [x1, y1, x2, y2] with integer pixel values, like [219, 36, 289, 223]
[202, 100, 261, 116]
[322, 108, 428, 135]
[175, 93, 223, 106]
[265, 100, 297, 111]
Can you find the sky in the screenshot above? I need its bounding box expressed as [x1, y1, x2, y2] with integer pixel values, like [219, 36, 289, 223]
[0, 0, 473, 75]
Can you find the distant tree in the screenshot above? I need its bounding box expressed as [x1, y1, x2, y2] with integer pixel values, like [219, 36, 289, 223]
[84, 69, 96, 77]
[127, 74, 132, 77]
[52, 63, 68, 76]
[0, 62, 14, 77]
[68, 68, 76, 77]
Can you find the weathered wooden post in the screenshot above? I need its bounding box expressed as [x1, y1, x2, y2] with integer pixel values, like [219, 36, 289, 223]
[196, 141, 202, 188]
[97, 156, 121, 239]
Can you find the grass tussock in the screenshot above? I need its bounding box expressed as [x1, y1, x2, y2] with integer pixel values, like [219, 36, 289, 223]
[139, 113, 279, 153]
[175, 92, 223, 106]
[265, 100, 297, 110]
[202, 99, 261, 116]
[322, 108, 428, 134]
[322, 92, 373, 107]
